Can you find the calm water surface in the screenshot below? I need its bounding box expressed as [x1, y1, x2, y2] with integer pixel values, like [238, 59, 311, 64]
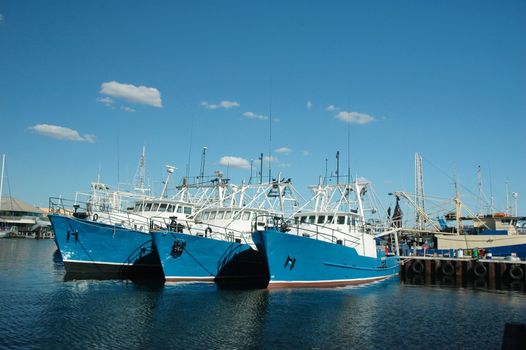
[1, 239, 525, 349]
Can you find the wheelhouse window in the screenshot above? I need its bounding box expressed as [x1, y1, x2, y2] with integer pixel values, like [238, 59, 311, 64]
[159, 203, 168, 211]
[144, 203, 152, 211]
[134, 203, 143, 211]
[337, 216, 345, 224]
[209, 211, 217, 220]
[327, 216, 334, 224]
[184, 207, 192, 215]
[151, 203, 160, 212]
[308, 216, 315, 224]
[167, 204, 175, 212]
[202, 211, 209, 220]
[300, 216, 307, 223]
[317, 216, 325, 224]
[242, 211, 251, 220]
[224, 211, 232, 220]
[176, 206, 183, 213]
[216, 211, 224, 220]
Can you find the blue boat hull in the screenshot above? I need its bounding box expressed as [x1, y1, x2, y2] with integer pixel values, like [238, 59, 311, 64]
[48, 214, 161, 279]
[151, 231, 269, 286]
[486, 244, 526, 259]
[252, 229, 399, 288]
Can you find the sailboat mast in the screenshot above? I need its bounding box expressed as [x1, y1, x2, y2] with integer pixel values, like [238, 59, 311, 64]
[454, 179, 462, 235]
[0, 154, 4, 212]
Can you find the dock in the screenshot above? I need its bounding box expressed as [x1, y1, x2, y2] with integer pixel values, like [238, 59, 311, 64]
[399, 255, 526, 291]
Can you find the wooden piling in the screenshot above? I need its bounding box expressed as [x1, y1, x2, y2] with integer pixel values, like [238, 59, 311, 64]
[488, 262, 496, 289]
[455, 260, 463, 282]
[425, 260, 432, 282]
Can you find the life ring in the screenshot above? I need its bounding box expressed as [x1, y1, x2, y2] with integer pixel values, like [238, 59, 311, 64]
[204, 227, 212, 237]
[93, 213, 99, 222]
[473, 263, 487, 278]
[508, 265, 524, 280]
[441, 261, 455, 276]
[411, 260, 424, 274]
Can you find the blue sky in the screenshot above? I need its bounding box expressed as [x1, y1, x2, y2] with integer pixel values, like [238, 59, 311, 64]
[1, 0, 525, 216]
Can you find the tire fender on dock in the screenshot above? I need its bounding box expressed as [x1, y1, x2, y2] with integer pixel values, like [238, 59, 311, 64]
[508, 265, 524, 280]
[473, 262, 487, 278]
[412, 260, 424, 274]
[441, 261, 455, 276]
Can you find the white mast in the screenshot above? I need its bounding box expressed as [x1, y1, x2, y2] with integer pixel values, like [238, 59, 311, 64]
[454, 178, 462, 235]
[159, 165, 176, 199]
[0, 154, 4, 212]
[512, 192, 518, 217]
[133, 146, 149, 194]
[414, 153, 425, 230]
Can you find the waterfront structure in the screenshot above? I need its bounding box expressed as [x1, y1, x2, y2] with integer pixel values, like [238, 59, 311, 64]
[392, 191, 526, 259]
[0, 197, 51, 239]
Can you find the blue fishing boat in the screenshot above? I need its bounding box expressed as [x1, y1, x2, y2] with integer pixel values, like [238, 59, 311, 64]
[252, 178, 399, 288]
[151, 230, 266, 284]
[48, 181, 196, 279]
[48, 213, 158, 277]
[151, 176, 298, 286]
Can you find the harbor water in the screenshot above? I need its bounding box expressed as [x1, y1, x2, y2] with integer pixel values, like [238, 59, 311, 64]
[1, 239, 525, 349]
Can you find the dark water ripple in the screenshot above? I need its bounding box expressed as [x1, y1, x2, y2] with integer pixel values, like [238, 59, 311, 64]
[1, 240, 525, 350]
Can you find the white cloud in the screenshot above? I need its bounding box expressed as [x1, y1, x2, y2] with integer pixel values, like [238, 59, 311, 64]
[97, 96, 114, 106]
[302, 150, 310, 156]
[243, 111, 268, 120]
[28, 124, 95, 143]
[263, 155, 278, 163]
[121, 106, 136, 113]
[335, 111, 376, 125]
[201, 100, 240, 110]
[326, 104, 338, 112]
[275, 147, 292, 154]
[219, 156, 250, 169]
[306, 100, 313, 110]
[278, 163, 291, 168]
[100, 81, 162, 108]
[0, 14, 4, 24]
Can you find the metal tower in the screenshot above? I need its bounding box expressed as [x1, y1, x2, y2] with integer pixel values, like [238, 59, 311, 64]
[414, 153, 425, 230]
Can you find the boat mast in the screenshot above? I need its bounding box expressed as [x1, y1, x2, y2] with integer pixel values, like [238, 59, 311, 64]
[0, 154, 4, 212]
[336, 151, 340, 185]
[160, 165, 176, 199]
[133, 145, 149, 194]
[414, 153, 425, 230]
[512, 192, 518, 216]
[199, 146, 207, 183]
[454, 179, 462, 235]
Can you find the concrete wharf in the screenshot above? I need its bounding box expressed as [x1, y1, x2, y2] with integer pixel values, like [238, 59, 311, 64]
[399, 255, 526, 291]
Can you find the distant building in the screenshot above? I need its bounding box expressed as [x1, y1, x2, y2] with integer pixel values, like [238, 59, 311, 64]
[0, 197, 52, 238]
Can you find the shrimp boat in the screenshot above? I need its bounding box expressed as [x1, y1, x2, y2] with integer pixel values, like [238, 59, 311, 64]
[48, 165, 196, 278]
[151, 172, 299, 286]
[252, 177, 399, 288]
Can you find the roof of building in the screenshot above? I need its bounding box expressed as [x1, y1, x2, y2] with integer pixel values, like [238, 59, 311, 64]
[0, 197, 44, 214]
